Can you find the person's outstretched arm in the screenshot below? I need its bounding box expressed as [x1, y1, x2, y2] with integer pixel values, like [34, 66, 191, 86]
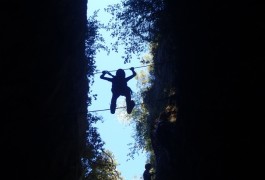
[126, 67, 136, 81]
[106, 71, 115, 78]
[100, 71, 113, 82]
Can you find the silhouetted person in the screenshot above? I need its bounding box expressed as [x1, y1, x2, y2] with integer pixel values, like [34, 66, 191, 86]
[100, 67, 136, 114]
[143, 163, 154, 180]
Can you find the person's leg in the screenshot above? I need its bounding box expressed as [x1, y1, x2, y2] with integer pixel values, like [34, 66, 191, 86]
[125, 88, 135, 114]
[125, 91, 131, 105]
[110, 93, 119, 114]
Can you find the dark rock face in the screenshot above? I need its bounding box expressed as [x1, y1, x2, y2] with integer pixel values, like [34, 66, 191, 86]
[151, 1, 264, 180]
[1, 1, 88, 179]
[151, 108, 177, 180]
[175, 2, 264, 179]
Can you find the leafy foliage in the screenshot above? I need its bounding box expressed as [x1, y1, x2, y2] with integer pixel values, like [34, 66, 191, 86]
[81, 12, 123, 180]
[86, 10, 109, 88]
[84, 1, 171, 177]
[121, 53, 156, 162]
[104, 0, 165, 63]
[82, 115, 123, 180]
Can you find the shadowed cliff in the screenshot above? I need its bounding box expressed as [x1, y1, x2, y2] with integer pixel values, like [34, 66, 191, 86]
[1, 1, 88, 179]
[148, 1, 265, 179]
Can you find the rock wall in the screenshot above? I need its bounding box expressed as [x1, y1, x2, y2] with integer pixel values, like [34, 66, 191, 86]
[1, 1, 88, 179]
[151, 1, 264, 179]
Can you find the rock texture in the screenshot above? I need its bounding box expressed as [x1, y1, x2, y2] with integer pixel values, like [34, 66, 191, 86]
[1, 1, 88, 179]
[150, 1, 264, 179]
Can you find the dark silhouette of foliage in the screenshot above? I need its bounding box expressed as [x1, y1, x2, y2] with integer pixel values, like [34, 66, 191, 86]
[81, 12, 123, 180]
[104, 0, 165, 63]
[119, 53, 156, 164]
[127, 69, 154, 153]
[82, 114, 123, 180]
[86, 10, 109, 87]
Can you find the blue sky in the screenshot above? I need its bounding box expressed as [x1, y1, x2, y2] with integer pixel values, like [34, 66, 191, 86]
[87, 1, 148, 179]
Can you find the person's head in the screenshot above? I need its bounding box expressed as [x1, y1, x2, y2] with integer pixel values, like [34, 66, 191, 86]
[145, 163, 152, 170]
[116, 69, 125, 78]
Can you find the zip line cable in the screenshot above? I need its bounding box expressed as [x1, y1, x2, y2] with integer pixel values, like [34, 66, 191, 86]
[91, 60, 175, 76]
[88, 103, 141, 113]
[88, 96, 175, 113]
[92, 64, 153, 75]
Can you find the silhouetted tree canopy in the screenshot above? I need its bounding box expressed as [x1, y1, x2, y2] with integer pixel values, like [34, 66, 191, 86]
[81, 13, 123, 180]
[105, 0, 165, 63]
